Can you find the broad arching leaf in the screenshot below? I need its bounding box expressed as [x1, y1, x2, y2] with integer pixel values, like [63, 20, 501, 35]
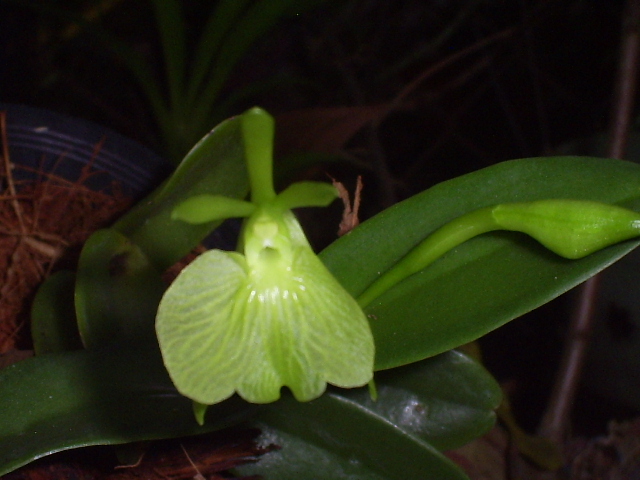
[236, 351, 499, 480]
[112, 114, 248, 270]
[0, 346, 256, 477]
[320, 157, 640, 370]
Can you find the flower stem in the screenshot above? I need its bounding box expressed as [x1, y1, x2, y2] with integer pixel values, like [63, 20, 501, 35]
[357, 207, 498, 308]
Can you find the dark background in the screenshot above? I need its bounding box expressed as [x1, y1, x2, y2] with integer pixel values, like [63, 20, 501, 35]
[0, 0, 635, 436]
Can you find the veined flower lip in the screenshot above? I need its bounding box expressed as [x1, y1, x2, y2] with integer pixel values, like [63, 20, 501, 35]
[156, 212, 374, 408]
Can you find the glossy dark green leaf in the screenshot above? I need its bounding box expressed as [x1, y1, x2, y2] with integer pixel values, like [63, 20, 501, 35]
[236, 424, 465, 480]
[337, 350, 501, 451]
[320, 157, 640, 370]
[112, 115, 248, 270]
[235, 351, 498, 479]
[0, 346, 256, 477]
[0, 347, 496, 478]
[30, 271, 82, 354]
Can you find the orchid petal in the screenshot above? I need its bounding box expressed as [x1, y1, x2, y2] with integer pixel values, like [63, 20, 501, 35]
[156, 213, 374, 406]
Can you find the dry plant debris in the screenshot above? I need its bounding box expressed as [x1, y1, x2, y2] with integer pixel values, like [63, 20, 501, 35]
[567, 418, 640, 480]
[0, 112, 132, 355]
[332, 175, 362, 236]
[3, 429, 275, 480]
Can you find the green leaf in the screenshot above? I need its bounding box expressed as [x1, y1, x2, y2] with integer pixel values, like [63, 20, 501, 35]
[30, 270, 82, 354]
[236, 424, 466, 480]
[112, 114, 248, 271]
[185, 0, 255, 106]
[0, 348, 494, 478]
[75, 229, 165, 348]
[0, 346, 256, 477]
[339, 350, 501, 451]
[73, 114, 249, 350]
[320, 157, 640, 370]
[190, 0, 327, 130]
[236, 350, 499, 479]
[150, 0, 187, 115]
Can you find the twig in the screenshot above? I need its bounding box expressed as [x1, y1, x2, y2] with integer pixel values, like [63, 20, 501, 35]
[535, 0, 640, 471]
[332, 175, 363, 236]
[1, 112, 25, 235]
[608, 0, 640, 160]
[0, 128, 67, 262]
[0, 112, 27, 310]
[180, 444, 205, 480]
[386, 26, 515, 117]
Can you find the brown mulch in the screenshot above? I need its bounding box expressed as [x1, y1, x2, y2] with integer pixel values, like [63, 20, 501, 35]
[0, 129, 132, 354]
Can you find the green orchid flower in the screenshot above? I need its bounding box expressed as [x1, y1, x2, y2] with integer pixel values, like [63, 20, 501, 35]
[156, 107, 374, 422]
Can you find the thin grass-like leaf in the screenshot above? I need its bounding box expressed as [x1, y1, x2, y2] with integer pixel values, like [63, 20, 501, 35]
[185, 0, 255, 106]
[189, 0, 324, 133]
[150, 0, 187, 116]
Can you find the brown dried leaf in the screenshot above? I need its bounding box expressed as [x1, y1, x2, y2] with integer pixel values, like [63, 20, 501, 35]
[275, 105, 388, 156]
[0, 349, 33, 369]
[332, 175, 363, 236]
[446, 426, 508, 480]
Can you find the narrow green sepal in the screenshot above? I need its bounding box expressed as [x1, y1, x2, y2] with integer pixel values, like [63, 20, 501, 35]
[172, 195, 256, 224]
[242, 107, 276, 204]
[274, 181, 339, 211]
[192, 401, 208, 426]
[357, 207, 498, 308]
